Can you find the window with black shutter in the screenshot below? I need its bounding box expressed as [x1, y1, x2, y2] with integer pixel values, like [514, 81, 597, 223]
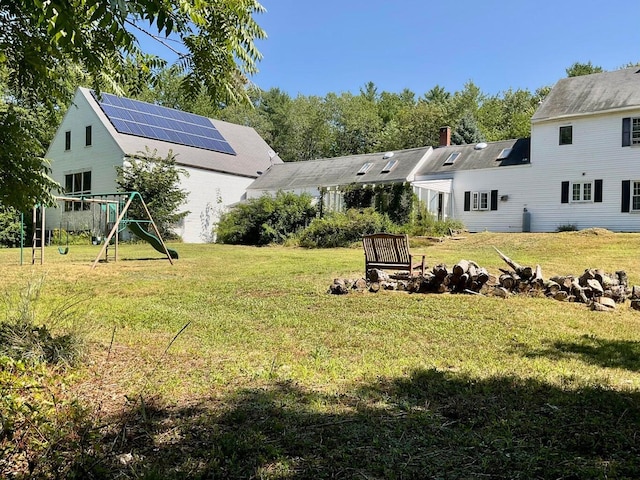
[622, 180, 631, 212]
[561, 181, 569, 204]
[490, 190, 498, 211]
[594, 179, 603, 203]
[623, 118, 631, 147]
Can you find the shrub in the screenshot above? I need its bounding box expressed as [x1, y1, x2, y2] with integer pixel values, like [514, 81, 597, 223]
[556, 223, 578, 232]
[216, 191, 317, 245]
[402, 202, 466, 237]
[0, 206, 23, 248]
[299, 208, 397, 248]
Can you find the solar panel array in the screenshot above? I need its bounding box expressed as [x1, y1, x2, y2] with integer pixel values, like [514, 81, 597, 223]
[93, 92, 236, 155]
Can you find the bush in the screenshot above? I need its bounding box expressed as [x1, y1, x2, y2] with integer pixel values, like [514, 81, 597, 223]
[556, 223, 578, 232]
[216, 191, 317, 245]
[402, 202, 466, 237]
[0, 206, 23, 248]
[299, 208, 397, 248]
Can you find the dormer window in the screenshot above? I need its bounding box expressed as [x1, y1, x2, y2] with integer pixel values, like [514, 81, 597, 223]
[443, 152, 460, 166]
[497, 148, 512, 160]
[356, 162, 373, 175]
[381, 159, 398, 173]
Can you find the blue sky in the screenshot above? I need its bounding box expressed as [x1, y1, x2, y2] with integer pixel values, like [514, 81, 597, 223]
[143, 0, 640, 98]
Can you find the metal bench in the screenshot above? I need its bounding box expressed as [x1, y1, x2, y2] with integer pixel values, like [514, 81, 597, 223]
[362, 233, 426, 278]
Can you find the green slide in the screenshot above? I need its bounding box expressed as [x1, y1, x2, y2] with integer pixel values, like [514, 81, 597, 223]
[127, 221, 179, 259]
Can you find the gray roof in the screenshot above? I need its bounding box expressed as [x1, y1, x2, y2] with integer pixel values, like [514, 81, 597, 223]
[80, 88, 281, 178]
[532, 67, 640, 122]
[248, 146, 432, 191]
[415, 138, 530, 176]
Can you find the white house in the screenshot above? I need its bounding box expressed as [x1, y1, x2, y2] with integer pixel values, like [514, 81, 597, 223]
[527, 67, 640, 232]
[46, 87, 281, 243]
[413, 134, 531, 231]
[247, 146, 433, 211]
[247, 67, 640, 234]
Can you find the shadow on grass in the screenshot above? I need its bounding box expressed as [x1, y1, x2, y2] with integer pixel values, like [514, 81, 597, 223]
[519, 334, 640, 372]
[77, 368, 640, 479]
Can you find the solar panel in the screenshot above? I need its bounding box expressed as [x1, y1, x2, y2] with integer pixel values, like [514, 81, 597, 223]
[93, 92, 236, 155]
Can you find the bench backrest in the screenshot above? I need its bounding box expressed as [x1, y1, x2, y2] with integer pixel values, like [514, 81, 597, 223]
[362, 233, 411, 265]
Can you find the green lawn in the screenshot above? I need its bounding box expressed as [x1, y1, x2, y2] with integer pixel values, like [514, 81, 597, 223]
[2, 231, 640, 478]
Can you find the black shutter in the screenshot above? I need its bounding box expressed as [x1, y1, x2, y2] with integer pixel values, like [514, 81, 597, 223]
[490, 190, 498, 211]
[561, 181, 569, 204]
[623, 118, 631, 147]
[594, 179, 603, 203]
[464, 191, 471, 211]
[622, 180, 631, 212]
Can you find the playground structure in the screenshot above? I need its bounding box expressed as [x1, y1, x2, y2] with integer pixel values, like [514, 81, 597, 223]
[31, 191, 177, 268]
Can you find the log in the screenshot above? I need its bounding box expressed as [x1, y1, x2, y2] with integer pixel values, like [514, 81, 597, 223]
[532, 265, 543, 281]
[369, 282, 380, 293]
[453, 259, 470, 276]
[553, 291, 570, 301]
[329, 278, 349, 295]
[592, 296, 616, 311]
[571, 278, 589, 303]
[494, 247, 525, 273]
[432, 264, 448, 280]
[616, 270, 628, 287]
[493, 286, 510, 298]
[579, 269, 596, 287]
[631, 299, 640, 311]
[586, 279, 604, 296]
[476, 267, 490, 285]
[368, 269, 390, 283]
[353, 278, 368, 292]
[632, 286, 640, 300]
[499, 273, 516, 290]
[550, 275, 574, 291]
[545, 280, 561, 295]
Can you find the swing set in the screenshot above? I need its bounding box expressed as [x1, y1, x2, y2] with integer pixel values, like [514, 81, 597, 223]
[32, 191, 176, 268]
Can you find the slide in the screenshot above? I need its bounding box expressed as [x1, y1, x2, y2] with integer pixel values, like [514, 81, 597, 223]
[127, 221, 179, 259]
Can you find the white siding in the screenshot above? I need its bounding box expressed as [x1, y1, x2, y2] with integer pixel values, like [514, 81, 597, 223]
[529, 111, 640, 232]
[456, 165, 532, 232]
[46, 91, 124, 233]
[176, 168, 255, 243]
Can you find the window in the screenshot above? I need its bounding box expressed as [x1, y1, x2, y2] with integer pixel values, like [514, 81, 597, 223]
[472, 191, 489, 210]
[85, 125, 92, 146]
[65, 131, 71, 151]
[633, 181, 640, 211]
[64, 171, 91, 211]
[443, 152, 460, 166]
[622, 117, 640, 146]
[381, 159, 398, 173]
[571, 181, 592, 202]
[497, 148, 512, 160]
[464, 190, 499, 211]
[559, 125, 572, 145]
[356, 162, 373, 175]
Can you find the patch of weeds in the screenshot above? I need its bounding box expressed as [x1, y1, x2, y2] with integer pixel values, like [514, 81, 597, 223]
[0, 277, 86, 366]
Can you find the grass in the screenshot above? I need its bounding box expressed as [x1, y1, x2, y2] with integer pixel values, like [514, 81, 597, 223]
[2, 231, 640, 478]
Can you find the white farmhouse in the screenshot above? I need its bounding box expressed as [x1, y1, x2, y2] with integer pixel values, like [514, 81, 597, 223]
[247, 67, 640, 233]
[528, 67, 640, 232]
[46, 87, 281, 243]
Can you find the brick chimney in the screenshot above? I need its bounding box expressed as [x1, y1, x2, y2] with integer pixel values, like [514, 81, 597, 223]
[439, 126, 451, 147]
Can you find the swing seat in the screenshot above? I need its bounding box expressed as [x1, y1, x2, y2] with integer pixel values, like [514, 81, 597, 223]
[58, 246, 69, 255]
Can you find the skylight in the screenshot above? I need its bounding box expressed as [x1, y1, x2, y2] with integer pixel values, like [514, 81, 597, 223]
[381, 159, 398, 173]
[497, 148, 512, 160]
[356, 162, 373, 175]
[443, 152, 460, 166]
